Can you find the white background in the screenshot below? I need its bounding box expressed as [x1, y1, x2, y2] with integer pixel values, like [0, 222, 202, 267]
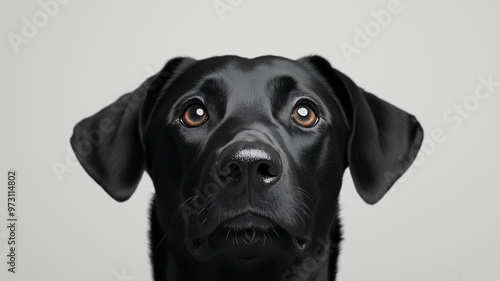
[1, 0, 499, 280]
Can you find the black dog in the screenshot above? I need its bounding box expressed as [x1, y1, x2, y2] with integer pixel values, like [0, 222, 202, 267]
[70, 55, 423, 281]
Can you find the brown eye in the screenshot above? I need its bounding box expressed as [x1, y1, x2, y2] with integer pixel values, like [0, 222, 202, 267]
[292, 104, 318, 127]
[181, 104, 208, 127]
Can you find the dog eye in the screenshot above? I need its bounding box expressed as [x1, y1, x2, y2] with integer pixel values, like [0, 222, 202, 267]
[181, 104, 208, 127]
[292, 104, 318, 127]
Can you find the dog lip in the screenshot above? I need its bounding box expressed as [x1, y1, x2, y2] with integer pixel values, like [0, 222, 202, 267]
[192, 211, 309, 241]
[191, 212, 274, 241]
[191, 211, 310, 256]
[220, 212, 275, 230]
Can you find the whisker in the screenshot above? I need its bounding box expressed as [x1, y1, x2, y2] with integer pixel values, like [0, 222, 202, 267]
[299, 206, 310, 219]
[171, 194, 199, 224]
[156, 229, 171, 249]
[292, 209, 307, 229]
[298, 188, 313, 203]
[271, 225, 280, 238]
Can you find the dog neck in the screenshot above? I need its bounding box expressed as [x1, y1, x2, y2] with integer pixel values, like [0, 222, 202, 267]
[149, 197, 341, 281]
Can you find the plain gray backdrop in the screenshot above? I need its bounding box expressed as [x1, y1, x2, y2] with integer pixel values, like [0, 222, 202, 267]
[1, 0, 499, 280]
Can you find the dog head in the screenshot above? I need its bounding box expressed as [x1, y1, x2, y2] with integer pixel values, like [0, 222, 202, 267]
[71, 55, 422, 263]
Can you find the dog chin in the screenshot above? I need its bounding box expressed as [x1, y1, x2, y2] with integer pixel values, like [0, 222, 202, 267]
[189, 213, 309, 261]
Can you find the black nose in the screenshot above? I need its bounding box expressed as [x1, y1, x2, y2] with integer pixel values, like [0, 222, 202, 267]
[217, 142, 282, 188]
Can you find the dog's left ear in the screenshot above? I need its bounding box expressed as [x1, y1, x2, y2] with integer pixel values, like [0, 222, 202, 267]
[299, 55, 423, 204]
[70, 57, 195, 202]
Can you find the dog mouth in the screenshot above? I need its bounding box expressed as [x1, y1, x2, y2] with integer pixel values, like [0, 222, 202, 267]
[190, 212, 309, 259]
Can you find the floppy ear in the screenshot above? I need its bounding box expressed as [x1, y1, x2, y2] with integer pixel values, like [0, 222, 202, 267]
[301, 55, 423, 204]
[70, 57, 195, 202]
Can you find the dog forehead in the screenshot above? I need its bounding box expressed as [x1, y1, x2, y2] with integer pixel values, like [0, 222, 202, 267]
[213, 56, 315, 87]
[203, 58, 320, 116]
[187, 56, 320, 104]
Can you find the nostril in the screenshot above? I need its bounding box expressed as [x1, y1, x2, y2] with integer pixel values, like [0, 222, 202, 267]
[228, 163, 241, 178]
[219, 162, 241, 179]
[257, 163, 279, 178]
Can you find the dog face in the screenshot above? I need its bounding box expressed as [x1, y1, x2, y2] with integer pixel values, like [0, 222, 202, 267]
[145, 56, 352, 260]
[71, 55, 422, 265]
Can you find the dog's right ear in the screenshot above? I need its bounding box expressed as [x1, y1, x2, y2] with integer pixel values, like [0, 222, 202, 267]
[70, 57, 195, 202]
